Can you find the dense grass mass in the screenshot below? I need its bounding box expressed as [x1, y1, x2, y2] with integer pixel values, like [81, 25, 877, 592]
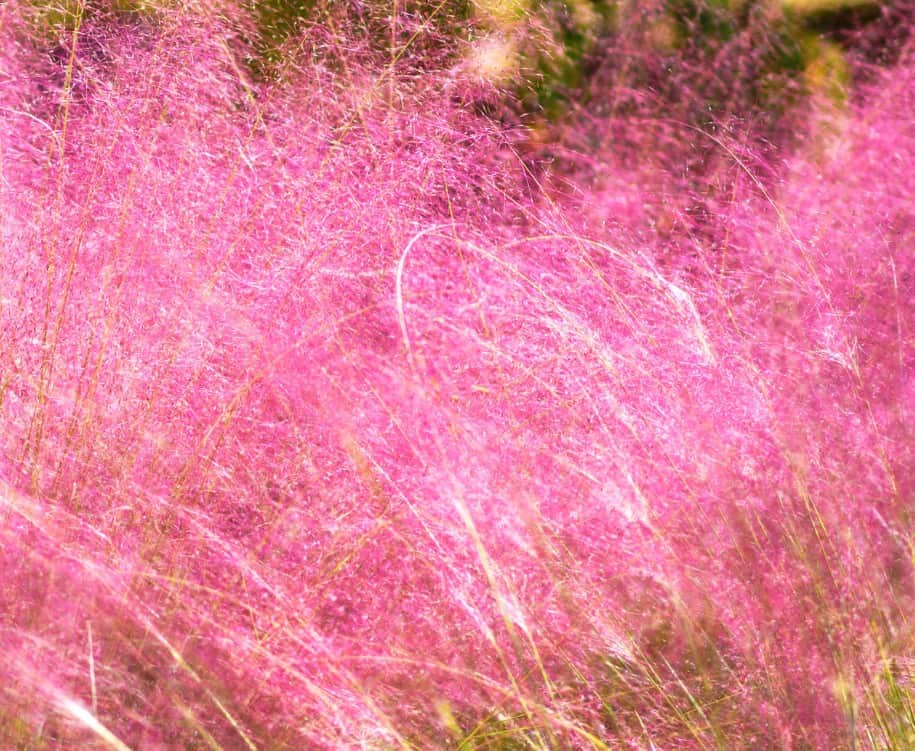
[0, 0, 913, 748]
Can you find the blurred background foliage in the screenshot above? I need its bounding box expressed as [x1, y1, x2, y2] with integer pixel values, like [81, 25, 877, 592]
[240, 0, 907, 112]
[18, 0, 910, 139]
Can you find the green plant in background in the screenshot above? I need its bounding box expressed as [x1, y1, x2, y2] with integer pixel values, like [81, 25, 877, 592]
[466, 0, 615, 115]
[244, 0, 477, 78]
[484, 0, 884, 125]
[16, 0, 884, 124]
[459, 0, 869, 130]
[20, 0, 167, 38]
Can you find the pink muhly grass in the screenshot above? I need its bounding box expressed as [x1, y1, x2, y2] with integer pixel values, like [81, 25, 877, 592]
[0, 2, 913, 749]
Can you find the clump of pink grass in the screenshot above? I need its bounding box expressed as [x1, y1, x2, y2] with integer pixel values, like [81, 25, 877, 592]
[0, 2, 913, 748]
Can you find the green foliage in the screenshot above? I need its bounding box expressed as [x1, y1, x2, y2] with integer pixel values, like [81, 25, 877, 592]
[247, 0, 475, 78]
[22, 0, 164, 38]
[17, 0, 875, 125]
